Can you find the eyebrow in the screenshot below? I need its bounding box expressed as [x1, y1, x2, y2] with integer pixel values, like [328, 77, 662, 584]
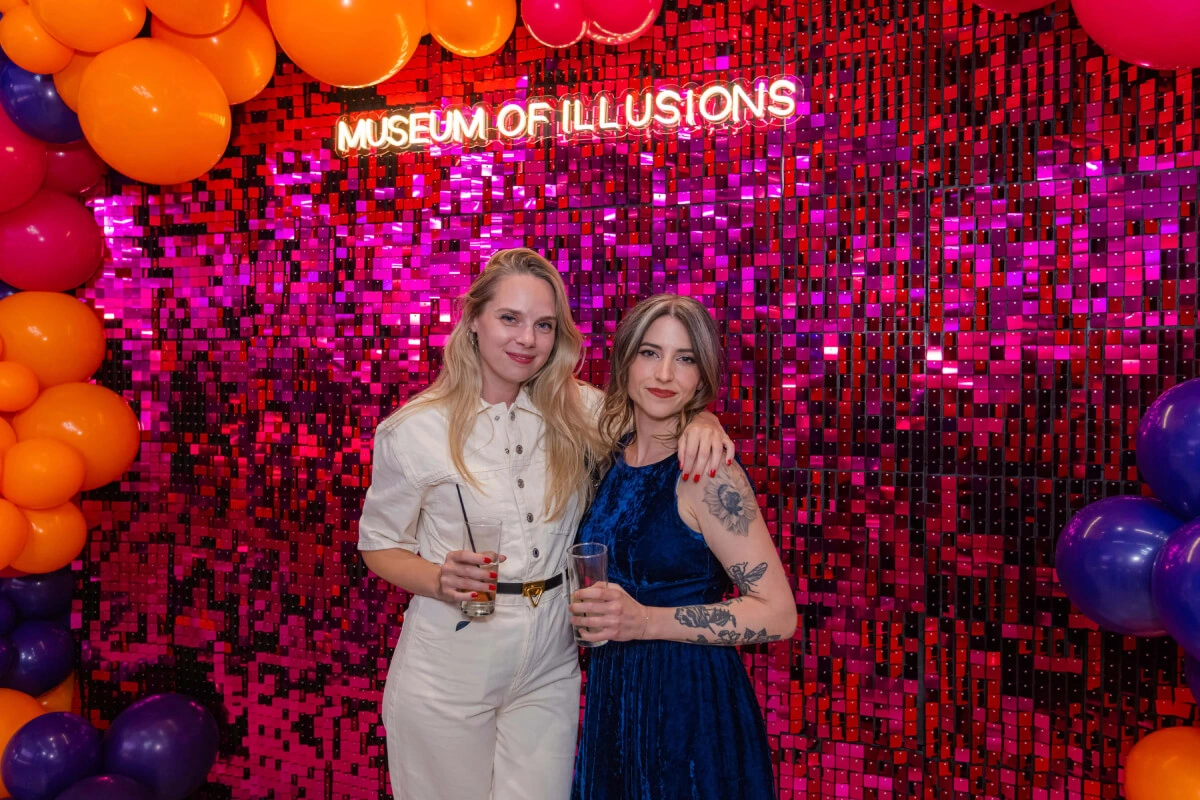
[640, 341, 694, 353]
[496, 308, 556, 322]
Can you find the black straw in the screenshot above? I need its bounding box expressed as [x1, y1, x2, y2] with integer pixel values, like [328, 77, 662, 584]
[455, 485, 478, 552]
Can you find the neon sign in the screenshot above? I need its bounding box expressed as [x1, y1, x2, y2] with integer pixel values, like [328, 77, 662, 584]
[334, 76, 804, 155]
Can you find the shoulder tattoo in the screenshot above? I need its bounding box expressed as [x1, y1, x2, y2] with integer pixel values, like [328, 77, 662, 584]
[702, 465, 758, 536]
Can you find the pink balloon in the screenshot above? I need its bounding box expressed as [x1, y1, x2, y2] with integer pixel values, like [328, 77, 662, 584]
[1073, 0, 1200, 70]
[583, 0, 660, 45]
[523, 0, 587, 47]
[0, 190, 104, 292]
[973, 0, 1046, 12]
[43, 141, 107, 195]
[0, 108, 47, 214]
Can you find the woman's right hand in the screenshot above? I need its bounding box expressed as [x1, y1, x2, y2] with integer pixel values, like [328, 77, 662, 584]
[436, 550, 505, 603]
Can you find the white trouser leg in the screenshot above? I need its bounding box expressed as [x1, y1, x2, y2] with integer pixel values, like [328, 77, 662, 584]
[382, 588, 578, 800]
[493, 589, 580, 800]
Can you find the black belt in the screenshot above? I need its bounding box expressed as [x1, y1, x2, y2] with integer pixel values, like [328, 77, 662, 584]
[495, 571, 565, 607]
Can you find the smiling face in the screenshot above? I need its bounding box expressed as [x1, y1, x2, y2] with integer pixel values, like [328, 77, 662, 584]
[626, 314, 701, 423]
[471, 273, 558, 404]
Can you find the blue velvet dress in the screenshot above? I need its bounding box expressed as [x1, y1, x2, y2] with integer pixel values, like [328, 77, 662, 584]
[572, 452, 776, 800]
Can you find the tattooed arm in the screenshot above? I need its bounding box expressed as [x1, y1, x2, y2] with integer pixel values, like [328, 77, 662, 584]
[568, 462, 797, 646]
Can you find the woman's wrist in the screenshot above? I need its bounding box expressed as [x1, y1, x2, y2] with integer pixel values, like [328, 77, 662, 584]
[638, 605, 656, 640]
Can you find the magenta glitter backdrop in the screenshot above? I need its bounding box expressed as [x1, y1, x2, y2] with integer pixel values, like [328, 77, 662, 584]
[75, 0, 1199, 797]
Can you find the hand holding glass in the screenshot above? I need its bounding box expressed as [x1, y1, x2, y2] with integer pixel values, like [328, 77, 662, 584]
[569, 542, 609, 647]
[460, 517, 502, 618]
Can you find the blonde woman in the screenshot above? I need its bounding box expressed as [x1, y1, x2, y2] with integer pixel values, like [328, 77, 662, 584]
[569, 294, 796, 799]
[358, 250, 733, 800]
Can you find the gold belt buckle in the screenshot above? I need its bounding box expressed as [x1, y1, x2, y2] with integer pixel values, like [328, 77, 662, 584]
[522, 580, 546, 608]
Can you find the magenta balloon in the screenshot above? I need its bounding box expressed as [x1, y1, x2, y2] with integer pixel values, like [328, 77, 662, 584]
[582, 0, 661, 45]
[0, 190, 104, 291]
[1073, 0, 1200, 70]
[523, 0, 587, 47]
[0, 106, 47, 214]
[972, 0, 1047, 13]
[43, 141, 107, 195]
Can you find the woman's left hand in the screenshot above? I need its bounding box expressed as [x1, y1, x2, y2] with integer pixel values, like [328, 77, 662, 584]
[678, 412, 735, 483]
[569, 583, 649, 643]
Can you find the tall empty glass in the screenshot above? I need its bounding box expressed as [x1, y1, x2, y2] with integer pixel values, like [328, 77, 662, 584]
[460, 517, 502, 617]
[569, 542, 609, 647]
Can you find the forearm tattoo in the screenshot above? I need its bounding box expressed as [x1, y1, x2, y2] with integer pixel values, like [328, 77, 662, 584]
[727, 561, 768, 596]
[673, 599, 781, 646]
[702, 466, 758, 535]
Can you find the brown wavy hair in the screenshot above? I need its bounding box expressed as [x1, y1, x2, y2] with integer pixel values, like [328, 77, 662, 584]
[398, 248, 603, 520]
[598, 293, 723, 455]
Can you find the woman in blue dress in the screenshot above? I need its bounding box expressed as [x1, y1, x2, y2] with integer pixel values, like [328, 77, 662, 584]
[570, 294, 797, 800]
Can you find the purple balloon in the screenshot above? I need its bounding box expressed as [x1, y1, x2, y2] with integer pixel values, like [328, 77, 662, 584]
[0, 62, 83, 144]
[103, 694, 219, 800]
[54, 775, 152, 800]
[0, 279, 17, 299]
[1056, 495, 1182, 635]
[0, 635, 13, 679]
[0, 595, 17, 635]
[1, 713, 102, 800]
[4, 569, 75, 621]
[1138, 377, 1200, 520]
[6, 619, 74, 696]
[1153, 517, 1200, 659]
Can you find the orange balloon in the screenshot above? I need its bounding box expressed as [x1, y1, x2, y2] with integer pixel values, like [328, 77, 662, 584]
[2, 438, 86, 509]
[0, 0, 28, 14]
[78, 39, 231, 186]
[0, 362, 38, 413]
[0, 292, 105, 388]
[0, 419, 17, 458]
[0, 4, 74, 74]
[428, 0, 515, 58]
[28, 0, 145, 53]
[146, 0, 240, 34]
[1125, 726, 1200, 800]
[13, 382, 140, 490]
[150, 6, 275, 104]
[0, 498, 29, 570]
[52, 51, 97, 114]
[0, 689, 45, 798]
[37, 673, 76, 713]
[10, 501, 87, 573]
[267, 0, 422, 88]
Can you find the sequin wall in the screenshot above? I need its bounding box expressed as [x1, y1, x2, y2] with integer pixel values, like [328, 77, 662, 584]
[75, 0, 1200, 797]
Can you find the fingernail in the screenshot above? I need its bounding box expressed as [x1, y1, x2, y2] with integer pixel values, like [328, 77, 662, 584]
[693, 474, 700, 483]
[709, 470, 716, 478]
[482, 557, 492, 564]
[727, 458, 732, 465]
[471, 592, 479, 598]
[489, 584, 496, 591]
[489, 572, 497, 579]
[682, 473, 690, 481]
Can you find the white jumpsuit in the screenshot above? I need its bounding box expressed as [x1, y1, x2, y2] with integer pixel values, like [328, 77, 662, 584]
[358, 386, 597, 800]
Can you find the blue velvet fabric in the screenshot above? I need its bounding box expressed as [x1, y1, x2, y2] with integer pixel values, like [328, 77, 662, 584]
[572, 451, 775, 800]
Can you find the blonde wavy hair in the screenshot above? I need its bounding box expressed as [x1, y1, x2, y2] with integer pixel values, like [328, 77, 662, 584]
[397, 248, 602, 521]
[598, 293, 723, 455]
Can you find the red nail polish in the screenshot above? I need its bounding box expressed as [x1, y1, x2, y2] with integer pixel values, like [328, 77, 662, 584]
[482, 557, 492, 564]
[682, 473, 689, 481]
[471, 592, 479, 598]
[726, 458, 732, 465]
[489, 572, 497, 579]
[693, 474, 700, 483]
[489, 584, 496, 591]
[709, 470, 716, 478]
